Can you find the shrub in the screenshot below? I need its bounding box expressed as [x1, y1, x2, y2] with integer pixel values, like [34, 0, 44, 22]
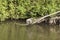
[0, 0, 60, 21]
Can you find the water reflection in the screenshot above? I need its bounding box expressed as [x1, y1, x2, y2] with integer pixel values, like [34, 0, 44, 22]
[0, 21, 60, 40]
[26, 23, 60, 40]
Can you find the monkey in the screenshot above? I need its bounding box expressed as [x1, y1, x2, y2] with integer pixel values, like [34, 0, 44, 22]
[26, 18, 36, 25]
[26, 18, 32, 25]
[26, 18, 34, 25]
[49, 16, 60, 25]
[55, 17, 60, 25]
[49, 18, 56, 25]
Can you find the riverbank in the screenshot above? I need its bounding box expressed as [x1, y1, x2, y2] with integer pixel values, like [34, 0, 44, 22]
[0, 19, 59, 26]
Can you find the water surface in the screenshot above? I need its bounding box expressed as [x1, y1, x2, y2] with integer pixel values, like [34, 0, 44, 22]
[0, 21, 60, 40]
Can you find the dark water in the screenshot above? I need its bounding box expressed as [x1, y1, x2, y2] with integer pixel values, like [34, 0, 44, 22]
[0, 21, 60, 40]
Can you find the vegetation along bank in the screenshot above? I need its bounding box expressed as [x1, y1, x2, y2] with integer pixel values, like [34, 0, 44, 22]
[0, 0, 60, 21]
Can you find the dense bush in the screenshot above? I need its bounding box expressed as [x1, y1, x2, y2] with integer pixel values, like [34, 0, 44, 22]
[0, 0, 60, 21]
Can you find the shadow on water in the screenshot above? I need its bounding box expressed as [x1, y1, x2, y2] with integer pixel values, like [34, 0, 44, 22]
[0, 21, 60, 40]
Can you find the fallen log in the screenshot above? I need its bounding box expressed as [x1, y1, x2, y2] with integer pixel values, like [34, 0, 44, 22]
[26, 11, 60, 25]
[32, 11, 60, 24]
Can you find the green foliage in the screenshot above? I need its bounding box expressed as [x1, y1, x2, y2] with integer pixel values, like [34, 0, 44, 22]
[0, 0, 60, 21]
